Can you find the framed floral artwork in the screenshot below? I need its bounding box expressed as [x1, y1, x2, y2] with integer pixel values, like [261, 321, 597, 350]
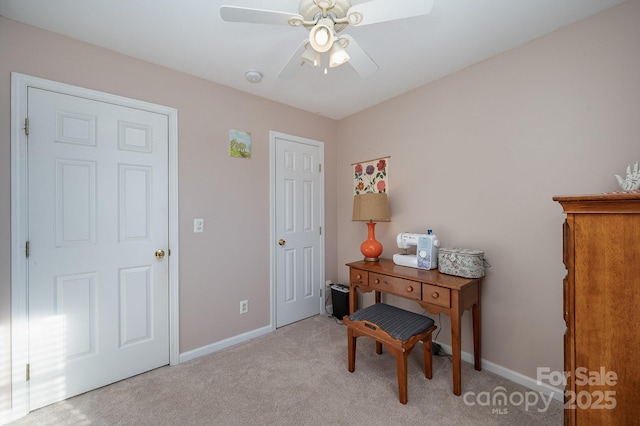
[353, 156, 389, 194]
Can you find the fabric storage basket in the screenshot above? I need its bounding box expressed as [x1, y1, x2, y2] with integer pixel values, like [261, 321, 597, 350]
[438, 248, 487, 279]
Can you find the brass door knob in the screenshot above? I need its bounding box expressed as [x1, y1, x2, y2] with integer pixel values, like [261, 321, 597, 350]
[155, 249, 165, 259]
[278, 239, 286, 246]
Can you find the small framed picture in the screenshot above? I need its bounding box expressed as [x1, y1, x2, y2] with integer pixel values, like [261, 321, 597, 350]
[229, 129, 251, 159]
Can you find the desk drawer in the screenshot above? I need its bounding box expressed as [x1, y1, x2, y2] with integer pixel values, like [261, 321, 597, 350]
[422, 283, 451, 308]
[350, 269, 368, 287]
[370, 273, 420, 300]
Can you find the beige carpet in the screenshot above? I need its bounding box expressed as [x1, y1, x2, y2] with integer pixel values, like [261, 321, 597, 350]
[9, 314, 562, 425]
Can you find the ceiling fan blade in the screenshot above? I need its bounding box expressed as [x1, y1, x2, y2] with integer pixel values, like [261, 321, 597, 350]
[341, 35, 378, 78]
[278, 41, 308, 79]
[348, 0, 434, 27]
[220, 5, 302, 25]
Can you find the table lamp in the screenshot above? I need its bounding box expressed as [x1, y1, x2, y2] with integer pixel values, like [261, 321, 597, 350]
[352, 193, 391, 262]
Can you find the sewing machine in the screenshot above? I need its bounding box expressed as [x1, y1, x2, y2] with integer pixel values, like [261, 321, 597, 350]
[392, 230, 440, 270]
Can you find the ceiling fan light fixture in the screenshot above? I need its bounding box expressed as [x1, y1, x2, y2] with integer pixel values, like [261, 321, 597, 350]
[315, 27, 329, 45]
[329, 40, 349, 67]
[302, 44, 321, 67]
[309, 18, 335, 53]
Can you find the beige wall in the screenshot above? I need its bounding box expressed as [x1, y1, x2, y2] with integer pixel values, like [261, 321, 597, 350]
[337, 0, 640, 381]
[0, 16, 339, 414]
[2, 0, 639, 418]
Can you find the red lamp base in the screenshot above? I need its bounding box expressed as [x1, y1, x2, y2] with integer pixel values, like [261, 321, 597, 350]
[360, 222, 383, 262]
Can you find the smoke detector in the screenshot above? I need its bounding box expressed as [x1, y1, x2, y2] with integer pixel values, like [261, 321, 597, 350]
[245, 70, 263, 83]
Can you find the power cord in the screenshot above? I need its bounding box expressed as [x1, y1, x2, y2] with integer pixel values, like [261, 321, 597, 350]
[420, 311, 452, 361]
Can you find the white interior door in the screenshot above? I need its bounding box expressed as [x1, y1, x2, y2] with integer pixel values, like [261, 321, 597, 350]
[27, 87, 169, 409]
[273, 133, 324, 327]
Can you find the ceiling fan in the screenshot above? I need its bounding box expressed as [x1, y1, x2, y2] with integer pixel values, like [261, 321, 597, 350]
[220, 0, 434, 79]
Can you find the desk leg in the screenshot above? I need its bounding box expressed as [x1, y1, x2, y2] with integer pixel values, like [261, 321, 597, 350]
[349, 286, 357, 315]
[473, 301, 481, 371]
[375, 290, 382, 355]
[451, 291, 462, 396]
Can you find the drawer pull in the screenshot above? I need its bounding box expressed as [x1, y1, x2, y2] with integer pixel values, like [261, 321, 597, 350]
[406, 286, 413, 292]
[422, 283, 450, 307]
[356, 274, 362, 280]
[374, 279, 380, 284]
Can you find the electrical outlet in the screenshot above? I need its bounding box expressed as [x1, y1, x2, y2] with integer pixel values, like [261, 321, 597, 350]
[193, 218, 204, 233]
[325, 280, 332, 289]
[239, 300, 248, 314]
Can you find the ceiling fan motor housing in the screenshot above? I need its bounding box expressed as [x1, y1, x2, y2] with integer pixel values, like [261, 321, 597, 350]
[300, 0, 351, 32]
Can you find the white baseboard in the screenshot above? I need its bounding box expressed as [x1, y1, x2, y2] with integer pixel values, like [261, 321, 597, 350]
[435, 341, 563, 402]
[179, 325, 272, 364]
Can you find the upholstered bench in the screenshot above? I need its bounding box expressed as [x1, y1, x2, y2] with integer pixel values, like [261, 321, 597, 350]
[343, 303, 437, 404]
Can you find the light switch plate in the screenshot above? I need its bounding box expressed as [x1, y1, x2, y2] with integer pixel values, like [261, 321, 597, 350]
[193, 218, 204, 233]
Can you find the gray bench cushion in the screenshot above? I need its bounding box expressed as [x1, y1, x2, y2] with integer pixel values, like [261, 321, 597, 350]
[348, 303, 435, 340]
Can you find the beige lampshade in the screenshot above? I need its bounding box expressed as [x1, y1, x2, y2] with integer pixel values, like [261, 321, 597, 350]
[352, 193, 390, 222]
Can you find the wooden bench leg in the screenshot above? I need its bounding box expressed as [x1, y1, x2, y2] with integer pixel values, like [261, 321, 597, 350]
[422, 336, 433, 380]
[348, 328, 356, 373]
[395, 350, 409, 405]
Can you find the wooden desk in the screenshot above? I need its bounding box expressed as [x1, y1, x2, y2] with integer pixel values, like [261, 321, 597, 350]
[346, 258, 481, 396]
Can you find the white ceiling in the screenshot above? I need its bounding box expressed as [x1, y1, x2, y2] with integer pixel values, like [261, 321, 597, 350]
[0, 0, 626, 119]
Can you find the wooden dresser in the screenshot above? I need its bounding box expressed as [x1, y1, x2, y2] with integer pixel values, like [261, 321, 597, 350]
[553, 193, 640, 425]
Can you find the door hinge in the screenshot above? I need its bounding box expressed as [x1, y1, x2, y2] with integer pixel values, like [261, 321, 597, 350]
[318, 164, 321, 173]
[24, 118, 29, 136]
[26, 241, 30, 258]
[168, 249, 171, 256]
[320, 288, 323, 298]
[26, 363, 30, 381]
[319, 227, 322, 236]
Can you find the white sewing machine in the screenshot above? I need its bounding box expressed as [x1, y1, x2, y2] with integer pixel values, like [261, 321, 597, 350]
[392, 230, 440, 270]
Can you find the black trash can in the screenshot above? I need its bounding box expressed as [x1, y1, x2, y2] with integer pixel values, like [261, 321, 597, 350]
[330, 284, 350, 320]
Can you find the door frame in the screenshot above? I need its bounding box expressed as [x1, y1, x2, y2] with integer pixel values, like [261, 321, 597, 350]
[269, 131, 325, 329]
[10, 73, 180, 417]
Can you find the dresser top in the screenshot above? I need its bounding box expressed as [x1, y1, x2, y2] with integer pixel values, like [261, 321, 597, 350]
[553, 192, 640, 213]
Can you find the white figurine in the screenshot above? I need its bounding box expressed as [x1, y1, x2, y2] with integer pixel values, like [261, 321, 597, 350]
[615, 161, 640, 191]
